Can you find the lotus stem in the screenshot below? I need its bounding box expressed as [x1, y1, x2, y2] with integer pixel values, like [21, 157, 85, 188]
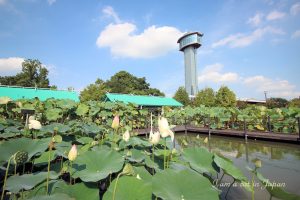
[1, 157, 12, 200]
[112, 173, 121, 200]
[69, 161, 73, 185]
[14, 164, 17, 175]
[152, 144, 155, 174]
[251, 170, 255, 200]
[164, 138, 167, 170]
[225, 179, 235, 198]
[46, 150, 52, 194]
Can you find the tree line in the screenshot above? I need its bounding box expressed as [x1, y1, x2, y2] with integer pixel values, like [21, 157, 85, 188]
[1, 59, 299, 108]
[173, 86, 300, 108]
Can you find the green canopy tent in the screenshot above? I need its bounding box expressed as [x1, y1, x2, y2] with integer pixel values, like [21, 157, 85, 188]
[0, 85, 79, 102]
[105, 93, 183, 108]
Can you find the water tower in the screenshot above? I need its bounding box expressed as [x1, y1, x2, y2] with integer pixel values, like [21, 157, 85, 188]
[177, 32, 203, 97]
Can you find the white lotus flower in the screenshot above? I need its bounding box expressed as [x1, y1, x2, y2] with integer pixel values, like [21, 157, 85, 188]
[149, 131, 160, 145]
[28, 119, 42, 130]
[68, 144, 77, 161]
[122, 130, 130, 142]
[158, 117, 174, 141]
[0, 96, 11, 105]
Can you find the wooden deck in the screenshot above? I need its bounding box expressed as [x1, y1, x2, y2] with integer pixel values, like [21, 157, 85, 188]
[135, 125, 300, 144]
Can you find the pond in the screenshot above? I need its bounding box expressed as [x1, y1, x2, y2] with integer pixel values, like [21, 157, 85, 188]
[175, 133, 300, 200]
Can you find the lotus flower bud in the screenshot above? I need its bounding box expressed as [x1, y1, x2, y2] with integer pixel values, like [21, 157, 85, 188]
[255, 159, 262, 168]
[68, 144, 77, 161]
[122, 130, 130, 142]
[149, 131, 160, 145]
[111, 115, 120, 129]
[204, 137, 208, 144]
[122, 163, 135, 176]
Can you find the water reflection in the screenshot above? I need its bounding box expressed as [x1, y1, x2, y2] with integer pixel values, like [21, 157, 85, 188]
[176, 133, 300, 200]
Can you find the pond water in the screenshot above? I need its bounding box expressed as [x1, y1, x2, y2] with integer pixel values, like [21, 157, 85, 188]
[175, 133, 300, 200]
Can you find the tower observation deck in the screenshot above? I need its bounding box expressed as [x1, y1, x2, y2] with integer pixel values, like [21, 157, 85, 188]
[177, 32, 203, 97]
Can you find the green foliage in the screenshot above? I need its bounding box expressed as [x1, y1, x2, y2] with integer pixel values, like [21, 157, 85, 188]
[80, 71, 164, 101]
[215, 86, 236, 107]
[173, 86, 190, 106]
[267, 97, 288, 108]
[288, 98, 300, 108]
[153, 168, 219, 200]
[103, 176, 152, 200]
[80, 79, 108, 102]
[0, 98, 299, 199]
[72, 150, 124, 182]
[194, 87, 215, 107]
[0, 59, 51, 88]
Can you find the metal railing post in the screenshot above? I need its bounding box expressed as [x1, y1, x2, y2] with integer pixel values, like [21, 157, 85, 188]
[244, 119, 248, 143]
[208, 117, 211, 139]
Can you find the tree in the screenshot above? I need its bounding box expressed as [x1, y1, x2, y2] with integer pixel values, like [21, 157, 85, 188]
[288, 98, 300, 107]
[0, 59, 50, 88]
[266, 97, 288, 108]
[194, 87, 215, 107]
[105, 71, 164, 96]
[215, 86, 236, 107]
[80, 79, 109, 102]
[173, 86, 190, 106]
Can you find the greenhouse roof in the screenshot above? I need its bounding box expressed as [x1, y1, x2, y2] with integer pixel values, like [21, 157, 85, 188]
[0, 85, 79, 102]
[105, 93, 183, 107]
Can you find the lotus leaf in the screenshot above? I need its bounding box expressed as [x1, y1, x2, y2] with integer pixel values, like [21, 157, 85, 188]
[53, 181, 99, 200]
[0, 138, 49, 166]
[214, 154, 247, 182]
[153, 168, 219, 200]
[28, 193, 73, 200]
[182, 147, 218, 176]
[76, 103, 89, 116]
[45, 108, 63, 121]
[127, 149, 145, 163]
[34, 151, 57, 166]
[72, 149, 124, 182]
[6, 171, 59, 193]
[103, 176, 152, 200]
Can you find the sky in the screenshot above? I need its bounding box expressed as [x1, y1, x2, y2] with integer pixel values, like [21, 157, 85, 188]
[0, 0, 300, 100]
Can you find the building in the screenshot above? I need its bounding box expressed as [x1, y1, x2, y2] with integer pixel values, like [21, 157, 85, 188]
[0, 85, 79, 102]
[105, 93, 183, 108]
[177, 32, 203, 97]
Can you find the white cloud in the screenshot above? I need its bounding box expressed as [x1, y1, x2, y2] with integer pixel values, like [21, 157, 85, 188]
[290, 2, 300, 15]
[291, 30, 300, 39]
[243, 75, 300, 98]
[96, 23, 183, 58]
[247, 13, 264, 27]
[198, 63, 239, 83]
[266, 10, 286, 20]
[0, 57, 24, 76]
[102, 6, 121, 23]
[212, 26, 285, 48]
[0, 0, 6, 5]
[47, 0, 56, 5]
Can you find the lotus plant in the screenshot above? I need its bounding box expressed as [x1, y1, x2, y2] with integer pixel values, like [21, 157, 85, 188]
[111, 115, 120, 130]
[1, 151, 28, 200]
[122, 130, 130, 142]
[68, 144, 77, 184]
[28, 117, 42, 139]
[149, 131, 160, 173]
[158, 116, 174, 169]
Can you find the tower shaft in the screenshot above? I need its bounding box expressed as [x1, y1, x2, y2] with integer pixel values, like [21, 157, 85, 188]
[183, 46, 198, 96]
